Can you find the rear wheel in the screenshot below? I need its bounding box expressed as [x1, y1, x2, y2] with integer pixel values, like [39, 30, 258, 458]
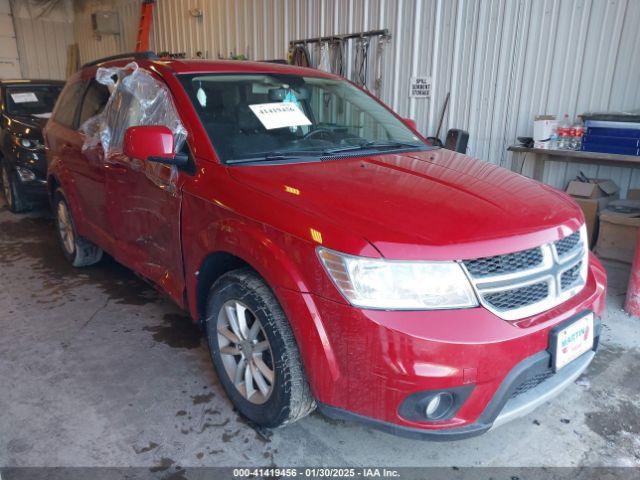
[54, 191, 103, 267]
[205, 269, 315, 428]
[1, 162, 27, 213]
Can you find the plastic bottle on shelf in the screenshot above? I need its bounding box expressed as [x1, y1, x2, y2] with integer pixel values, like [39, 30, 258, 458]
[557, 114, 571, 149]
[568, 123, 577, 150]
[549, 126, 559, 150]
[573, 120, 585, 151]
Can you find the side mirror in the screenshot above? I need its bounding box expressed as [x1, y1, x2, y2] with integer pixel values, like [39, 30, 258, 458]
[123, 125, 188, 168]
[403, 118, 418, 131]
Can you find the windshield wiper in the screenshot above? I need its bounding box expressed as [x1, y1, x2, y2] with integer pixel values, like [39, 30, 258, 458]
[226, 150, 324, 165]
[323, 141, 424, 155]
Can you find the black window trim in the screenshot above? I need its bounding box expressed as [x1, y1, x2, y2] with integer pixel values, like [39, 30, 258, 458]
[76, 78, 110, 129]
[72, 80, 92, 130]
[51, 79, 89, 130]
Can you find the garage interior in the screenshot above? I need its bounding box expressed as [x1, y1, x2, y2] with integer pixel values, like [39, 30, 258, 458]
[1, 0, 640, 474]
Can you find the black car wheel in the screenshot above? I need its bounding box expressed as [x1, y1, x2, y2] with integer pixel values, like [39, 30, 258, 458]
[1, 162, 27, 213]
[54, 190, 103, 267]
[205, 268, 315, 428]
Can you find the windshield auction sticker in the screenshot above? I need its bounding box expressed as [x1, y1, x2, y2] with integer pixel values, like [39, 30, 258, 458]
[249, 102, 312, 130]
[10, 92, 39, 103]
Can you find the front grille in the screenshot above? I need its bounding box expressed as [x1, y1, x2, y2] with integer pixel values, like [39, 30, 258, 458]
[561, 262, 582, 290]
[464, 247, 543, 277]
[555, 231, 580, 258]
[510, 370, 554, 399]
[463, 228, 587, 321]
[484, 282, 549, 311]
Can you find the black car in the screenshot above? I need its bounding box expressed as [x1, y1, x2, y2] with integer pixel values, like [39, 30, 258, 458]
[0, 79, 64, 212]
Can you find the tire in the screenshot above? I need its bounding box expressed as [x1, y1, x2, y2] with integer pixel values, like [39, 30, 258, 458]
[1, 162, 27, 213]
[53, 190, 103, 267]
[205, 268, 315, 428]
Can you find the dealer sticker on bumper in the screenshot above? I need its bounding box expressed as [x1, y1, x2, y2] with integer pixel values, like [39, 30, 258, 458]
[553, 313, 594, 371]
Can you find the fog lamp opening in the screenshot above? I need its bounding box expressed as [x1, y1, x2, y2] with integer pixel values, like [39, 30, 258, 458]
[424, 392, 454, 420]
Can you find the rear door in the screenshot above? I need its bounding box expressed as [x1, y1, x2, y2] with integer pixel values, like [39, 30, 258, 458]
[46, 79, 90, 225]
[71, 79, 112, 245]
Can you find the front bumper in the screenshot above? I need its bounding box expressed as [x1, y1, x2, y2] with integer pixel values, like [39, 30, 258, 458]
[277, 255, 607, 439]
[6, 147, 48, 201]
[18, 178, 48, 199]
[318, 340, 597, 440]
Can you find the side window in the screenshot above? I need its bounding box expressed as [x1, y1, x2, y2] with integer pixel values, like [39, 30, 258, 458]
[51, 80, 86, 128]
[78, 80, 110, 125]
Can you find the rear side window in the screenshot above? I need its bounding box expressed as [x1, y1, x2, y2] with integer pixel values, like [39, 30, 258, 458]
[78, 80, 110, 125]
[52, 80, 86, 128]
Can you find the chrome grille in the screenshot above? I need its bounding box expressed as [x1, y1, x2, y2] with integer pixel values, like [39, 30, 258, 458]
[484, 281, 549, 311]
[555, 231, 580, 258]
[462, 227, 588, 321]
[464, 247, 543, 277]
[561, 261, 582, 290]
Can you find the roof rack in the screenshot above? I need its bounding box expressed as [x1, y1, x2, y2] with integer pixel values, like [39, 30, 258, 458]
[81, 51, 158, 68]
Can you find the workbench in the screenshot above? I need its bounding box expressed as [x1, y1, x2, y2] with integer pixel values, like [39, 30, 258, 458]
[508, 145, 640, 182]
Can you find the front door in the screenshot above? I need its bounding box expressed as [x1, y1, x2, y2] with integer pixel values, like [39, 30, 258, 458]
[106, 151, 185, 304]
[102, 69, 187, 305]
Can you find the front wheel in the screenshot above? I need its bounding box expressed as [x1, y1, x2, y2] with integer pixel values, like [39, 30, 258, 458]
[205, 269, 315, 428]
[1, 162, 27, 213]
[54, 191, 103, 267]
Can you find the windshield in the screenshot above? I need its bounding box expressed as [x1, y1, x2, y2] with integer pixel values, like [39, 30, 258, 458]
[5, 85, 63, 117]
[179, 73, 430, 163]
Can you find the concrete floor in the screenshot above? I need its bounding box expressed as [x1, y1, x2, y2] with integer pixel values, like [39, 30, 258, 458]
[0, 202, 639, 470]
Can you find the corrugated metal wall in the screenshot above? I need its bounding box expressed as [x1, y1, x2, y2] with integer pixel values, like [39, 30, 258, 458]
[73, 0, 640, 192]
[0, 0, 21, 78]
[73, 0, 140, 67]
[11, 0, 75, 80]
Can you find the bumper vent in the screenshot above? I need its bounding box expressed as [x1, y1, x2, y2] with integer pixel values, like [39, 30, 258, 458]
[462, 227, 588, 321]
[509, 370, 554, 399]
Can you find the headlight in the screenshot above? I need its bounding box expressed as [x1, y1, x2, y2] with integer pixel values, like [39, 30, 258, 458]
[317, 248, 479, 310]
[13, 136, 43, 150]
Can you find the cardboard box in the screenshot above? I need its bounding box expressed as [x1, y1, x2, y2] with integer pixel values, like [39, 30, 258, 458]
[627, 189, 640, 201]
[595, 200, 640, 263]
[566, 179, 619, 198]
[565, 179, 619, 247]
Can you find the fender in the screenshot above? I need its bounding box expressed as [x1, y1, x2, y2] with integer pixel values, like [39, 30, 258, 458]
[182, 197, 344, 393]
[185, 213, 314, 318]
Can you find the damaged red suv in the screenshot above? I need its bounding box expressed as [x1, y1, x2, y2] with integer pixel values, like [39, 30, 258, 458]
[44, 52, 606, 439]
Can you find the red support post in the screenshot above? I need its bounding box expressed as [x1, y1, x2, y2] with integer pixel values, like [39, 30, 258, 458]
[135, 0, 155, 53]
[624, 234, 640, 316]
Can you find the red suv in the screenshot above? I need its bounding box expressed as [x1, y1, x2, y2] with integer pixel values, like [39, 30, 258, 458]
[44, 52, 606, 439]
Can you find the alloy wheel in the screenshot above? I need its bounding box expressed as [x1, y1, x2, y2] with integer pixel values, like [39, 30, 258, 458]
[57, 201, 75, 255]
[217, 299, 275, 404]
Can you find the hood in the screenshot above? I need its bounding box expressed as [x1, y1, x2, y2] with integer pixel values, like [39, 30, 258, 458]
[228, 149, 584, 260]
